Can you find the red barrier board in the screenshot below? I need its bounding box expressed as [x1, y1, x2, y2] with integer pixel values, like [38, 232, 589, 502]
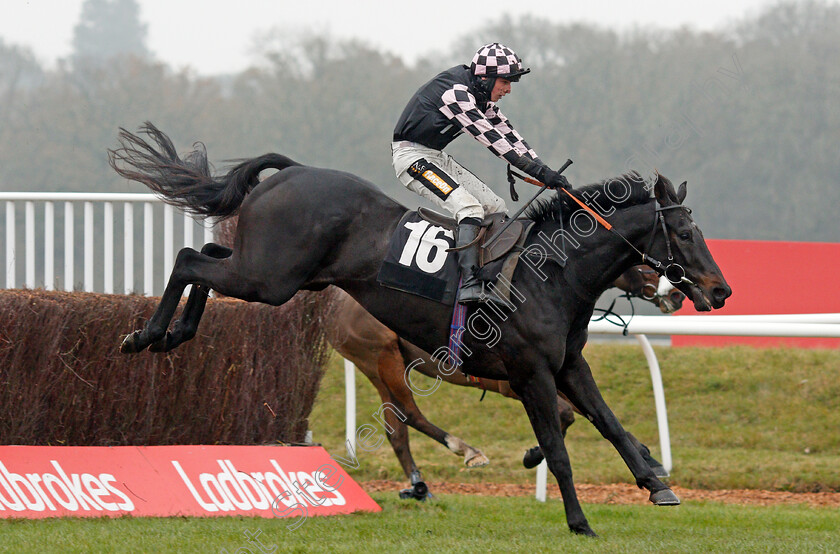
[0, 445, 380, 519]
[674, 239, 840, 348]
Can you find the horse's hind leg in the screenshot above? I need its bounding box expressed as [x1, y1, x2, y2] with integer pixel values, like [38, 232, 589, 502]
[121, 249, 197, 353]
[363, 369, 431, 500]
[121, 245, 293, 353]
[148, 244, 232, 352]
[392, 341, 489, 468]
[631, 433, 669, 478]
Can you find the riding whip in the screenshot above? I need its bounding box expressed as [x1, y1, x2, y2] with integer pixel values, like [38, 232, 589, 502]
[485, 158, 573, 248]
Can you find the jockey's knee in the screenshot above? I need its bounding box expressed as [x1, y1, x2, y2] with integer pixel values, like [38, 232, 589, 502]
[455, 205, 484, 222]
[485, 195, 508, 216]
[447, 188, 484, 222]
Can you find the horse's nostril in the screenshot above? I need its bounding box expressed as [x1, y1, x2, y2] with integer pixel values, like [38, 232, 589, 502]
[713, 286, 730, 302]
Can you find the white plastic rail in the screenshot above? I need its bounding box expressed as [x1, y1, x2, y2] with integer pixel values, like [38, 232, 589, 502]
[1, 192, 214, 295]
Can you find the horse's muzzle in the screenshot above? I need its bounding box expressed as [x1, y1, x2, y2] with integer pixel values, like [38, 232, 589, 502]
[711, 284, 732, 308]
[684, 277, 731, 311]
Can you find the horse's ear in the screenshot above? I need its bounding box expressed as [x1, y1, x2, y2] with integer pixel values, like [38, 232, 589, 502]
[676, 181, 687, 204]
[653, 173, 674, 207]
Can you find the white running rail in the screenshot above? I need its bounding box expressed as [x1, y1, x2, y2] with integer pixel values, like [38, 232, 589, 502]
[1, 192, 214, 295]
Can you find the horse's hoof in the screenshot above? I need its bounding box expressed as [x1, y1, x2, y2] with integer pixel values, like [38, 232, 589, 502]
[398, 483, 432, 501]
[569, 523, 598, 537]
[650, 464, 670, 479]
[120, 332, 144, 354]
[464, 451, 489, 468]
[650, 488, 680, 506]
[522, 446, 544, 469]
[149, 332, 172, 352]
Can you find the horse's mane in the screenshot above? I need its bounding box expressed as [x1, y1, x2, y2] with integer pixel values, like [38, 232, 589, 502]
[525, 171, 653, 225]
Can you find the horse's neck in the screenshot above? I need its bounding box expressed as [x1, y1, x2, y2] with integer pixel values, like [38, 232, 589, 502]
[557, 202, 656, 300]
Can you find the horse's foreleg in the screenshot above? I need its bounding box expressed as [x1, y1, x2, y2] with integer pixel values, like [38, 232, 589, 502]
[557, 354, 679, 505]
[522, 399, 668, 478]
[148, 244, 232, 352]
[522, 394, 575, 468]
[626, 432, 669, 478]
[512, 367, 596, 537]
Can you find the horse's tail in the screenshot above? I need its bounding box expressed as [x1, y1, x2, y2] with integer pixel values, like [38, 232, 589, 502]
[108, 122, 302, 219]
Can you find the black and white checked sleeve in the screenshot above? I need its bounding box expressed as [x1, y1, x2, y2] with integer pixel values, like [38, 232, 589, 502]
[484, 104, 540, 161]
[439, 84, 542, 163]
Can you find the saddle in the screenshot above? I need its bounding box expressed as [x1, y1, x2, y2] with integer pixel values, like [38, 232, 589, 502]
[416, 207, 534, 267]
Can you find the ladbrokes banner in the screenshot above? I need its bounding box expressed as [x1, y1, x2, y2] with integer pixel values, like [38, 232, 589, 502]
[0, 445, 380, 519]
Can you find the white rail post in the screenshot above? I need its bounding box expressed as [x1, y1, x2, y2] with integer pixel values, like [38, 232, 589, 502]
[84, 201, 94, 292]
[634, 334, 672, 474]
[144, 202, 154, 295]
[163, 204, 174, 286]
[5, 201, 15, 288]
[183, 212, 193, 248]
[182, 213, 195, 297]
[104, 202, 114, 293]
[124, 203, 134, 294]
[536, 460, 548, 502]
[64, 202, 73, 291]
[203, 220, 213, 246]
[25, 201, 35, 288]
[344, 359, 356, 455]
[44, 202, 54, 290]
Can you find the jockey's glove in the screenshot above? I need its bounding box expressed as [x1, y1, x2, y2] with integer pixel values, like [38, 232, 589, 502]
[541, 168, 571, 190]
[506, 153, 572, 190]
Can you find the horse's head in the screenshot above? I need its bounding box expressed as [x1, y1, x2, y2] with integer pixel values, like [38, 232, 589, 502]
[615, 266, 686, 313]
[656, 276, 686, 313]
[648, 174, 731, 311]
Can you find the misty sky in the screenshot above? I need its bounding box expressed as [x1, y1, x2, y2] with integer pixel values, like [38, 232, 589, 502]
[0, 0, 784, 74]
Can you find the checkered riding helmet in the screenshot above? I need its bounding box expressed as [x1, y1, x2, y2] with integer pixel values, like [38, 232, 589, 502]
[469, 43, 531, 82]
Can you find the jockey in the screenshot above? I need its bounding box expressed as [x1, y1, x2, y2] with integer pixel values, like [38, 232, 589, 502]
[392, 43, 570, 305]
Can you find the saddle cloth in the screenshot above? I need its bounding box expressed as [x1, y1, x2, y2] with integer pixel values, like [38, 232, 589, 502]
[377, 209, 534, 305]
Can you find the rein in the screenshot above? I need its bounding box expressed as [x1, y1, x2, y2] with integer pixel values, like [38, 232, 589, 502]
[591, 292, 637, 335]
[507, 169, 698, 288]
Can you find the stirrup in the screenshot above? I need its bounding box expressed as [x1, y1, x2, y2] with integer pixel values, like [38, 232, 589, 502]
[458, 280, 508, 308]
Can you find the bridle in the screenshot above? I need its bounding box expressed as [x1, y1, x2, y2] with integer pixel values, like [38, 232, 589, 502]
[640, 204, 698, 289]
[628, 266, 662, 301]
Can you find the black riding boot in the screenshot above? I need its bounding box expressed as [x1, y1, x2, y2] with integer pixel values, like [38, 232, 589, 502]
[456, 219, 484, 305]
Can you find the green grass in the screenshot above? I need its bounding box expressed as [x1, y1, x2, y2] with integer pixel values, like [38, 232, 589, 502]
[4, 345, 840, 552]
[310, 344, 840, 491]
[2, 494, 839, 553]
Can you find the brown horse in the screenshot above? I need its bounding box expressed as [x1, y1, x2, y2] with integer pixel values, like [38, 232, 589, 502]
[613, 265, 685, 314]
[326, 265, 678, 499]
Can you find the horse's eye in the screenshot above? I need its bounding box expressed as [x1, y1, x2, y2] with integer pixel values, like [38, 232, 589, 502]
[678, 232, 691, 241]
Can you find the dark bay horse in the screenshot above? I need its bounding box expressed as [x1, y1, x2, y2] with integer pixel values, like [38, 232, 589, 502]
[325, 265, 678, 500]
[109, 123, 730, 536]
